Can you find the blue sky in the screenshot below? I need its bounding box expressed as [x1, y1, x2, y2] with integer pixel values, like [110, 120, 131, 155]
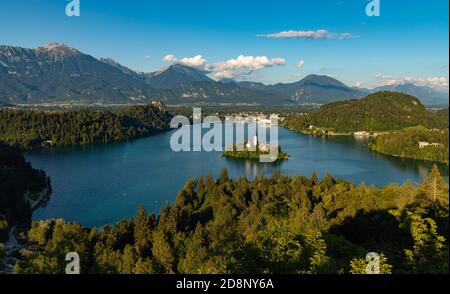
[0, 0, 448, 89]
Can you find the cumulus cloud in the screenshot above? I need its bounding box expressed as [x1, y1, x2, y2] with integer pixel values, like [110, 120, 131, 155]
[374, 73, 449, 91]
[163, 54, 286, 79]
[162, 54, 210, 71]
[257, 29, 355, 40]
[162, 53, 286, 79]
[178, 55, 210, 71]
[214, 55, 285, 71]
[162, 54, 178, 63]
[212, 55, 286, 79]
[271, 57, 286, 65]
[297, 60, 305, 68]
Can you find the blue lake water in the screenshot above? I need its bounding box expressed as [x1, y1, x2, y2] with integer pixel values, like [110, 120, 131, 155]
[25, 125, 449, 227]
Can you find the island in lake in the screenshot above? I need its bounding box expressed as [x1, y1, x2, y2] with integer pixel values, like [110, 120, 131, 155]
[222, 135, 289, 162]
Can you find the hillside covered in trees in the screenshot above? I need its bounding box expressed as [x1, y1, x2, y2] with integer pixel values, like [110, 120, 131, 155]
[0, 144, 50, 224]
[369, 126, 449, 165]
[0, 104, 172, 150]
[11, 167, 449, 274]
[284, 91, 448, 134]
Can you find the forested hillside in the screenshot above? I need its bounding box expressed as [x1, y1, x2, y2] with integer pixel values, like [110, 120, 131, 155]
[284, 92, 448, 133]
[436, 108, 449, 124]
[369, 126, 449, 165]
[13, 167, 449, 274]
[0, 144, 50, 224]
[0, 104, 172, 150]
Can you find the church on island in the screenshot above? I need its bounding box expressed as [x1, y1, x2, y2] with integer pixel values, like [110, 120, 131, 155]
[245, 135, 270, 152]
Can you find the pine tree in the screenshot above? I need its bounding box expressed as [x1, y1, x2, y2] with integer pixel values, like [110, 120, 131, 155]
[120, 245, 138, 274]
[391, 208, 449, 273]
[310, 171, 318, 186]
[219, 167, 229, 183]
[133, 205, 152, 256]
[418, 165, 448, 206]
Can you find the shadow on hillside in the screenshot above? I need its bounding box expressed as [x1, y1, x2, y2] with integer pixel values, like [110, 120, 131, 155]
[328, 209, 411, 262]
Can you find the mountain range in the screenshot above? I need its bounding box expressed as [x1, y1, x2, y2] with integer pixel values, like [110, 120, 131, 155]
[0, 43, 448, 106]
[365, 83, 449, 106]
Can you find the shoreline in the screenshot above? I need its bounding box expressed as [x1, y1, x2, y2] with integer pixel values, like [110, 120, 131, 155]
[285, 126, 449, 166]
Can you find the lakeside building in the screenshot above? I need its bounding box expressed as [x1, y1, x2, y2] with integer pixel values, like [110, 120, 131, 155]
[354, 131, 370, 137]
[419, 141, 445, 149]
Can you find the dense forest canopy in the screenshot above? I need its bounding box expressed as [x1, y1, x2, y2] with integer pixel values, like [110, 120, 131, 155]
[282, 91, 449, 164]
[0, 104, 172, 150]
[12, 167, 449, 274]
[435, 107, 449, 123]
[370, 126, 449, 165]
[284, 91, 449, 133]
[1, 92, 448, 275]
[0, 144, 50, 224]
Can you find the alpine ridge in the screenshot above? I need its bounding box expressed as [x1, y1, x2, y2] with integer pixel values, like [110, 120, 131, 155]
[1, 44, 447, 106]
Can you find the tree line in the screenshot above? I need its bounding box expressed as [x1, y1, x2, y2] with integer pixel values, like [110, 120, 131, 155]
[369, 126, 449, 165]
[0, 104, 172, 150]
[283, 92, 449, 133]
[12, 166, 449, 274]
[0, 144, 50, 225]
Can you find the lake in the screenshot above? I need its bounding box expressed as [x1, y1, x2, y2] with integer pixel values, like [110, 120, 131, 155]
[25, 125, 449, 227]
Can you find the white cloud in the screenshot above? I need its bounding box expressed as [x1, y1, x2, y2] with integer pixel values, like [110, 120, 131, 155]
[297, 60, 305, 68]
[162, 54, 210, 71]
[212, 55, 286, 79]
[257, 29, 355, 40]
[178, 55, 210, 71]
[144, 55, 151, 60]
[213, 70, 240, 79]
[271, 57, 286, 65]
[373, 73, 449, 90]
[338, 33, 355, 39]
[162, 54, 178, 63]
[160, 53, 286, 79]
[354, 81, 363, 87]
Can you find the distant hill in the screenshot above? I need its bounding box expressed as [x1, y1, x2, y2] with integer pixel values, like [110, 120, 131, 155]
[284, 91, 449, 133]
[99, 57, 143, 79]
[370, 83, 449, 106]
[269, 74, 366, 104]
[354, 83, 449, 106]
[168, 80, 284, 105]
[227, 80, 273, 92]
[224, 74, 366, 104]
[145, 63, 213, 89]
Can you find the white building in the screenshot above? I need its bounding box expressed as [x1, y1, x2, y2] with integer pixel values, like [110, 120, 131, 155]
[354, 131, 370, 137]
[419, 141, 444, 149]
